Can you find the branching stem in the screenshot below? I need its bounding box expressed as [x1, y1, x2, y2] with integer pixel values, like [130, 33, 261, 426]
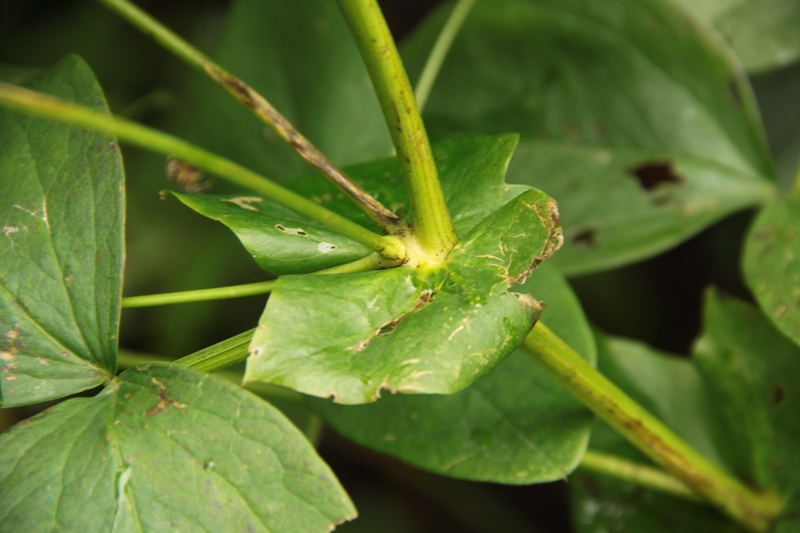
[522, 322, 782, 532]
[97, 0, 404, 234]
[337, 0, 458, 260]
[0, 82, 404, 258]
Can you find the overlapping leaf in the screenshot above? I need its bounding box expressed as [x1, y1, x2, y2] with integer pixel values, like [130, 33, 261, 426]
[743, 192, 800, 348]
[0, 55, 124, 406]
[169, 192, 372, 275]
[309, 263, 595, 484]
[245, 186, 562, 404]
[402, 0, 778, 275]
[175, 0, 391, 182]
[672, 0, 800, 73]
[0, 363, 355, 532]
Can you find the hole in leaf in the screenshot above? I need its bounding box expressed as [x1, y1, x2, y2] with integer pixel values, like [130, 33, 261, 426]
[628, 161, 684, 191]
[275, 224, 308, 236]
[572, 228, 597, 248]
[377, 319, 401, 337]
[773, 385, 785, 406]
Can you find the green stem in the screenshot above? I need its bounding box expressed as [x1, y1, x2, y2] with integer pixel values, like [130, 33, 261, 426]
[579, 450, 700, 501]
[97, 0, 404, 234]
[414, 0, 476, 112]
[121, 252, 391, 308]
[122, 280, 276, 308]
[337, 0, 458, 260]
[174, 329, 253, 373]
[522, 322, 782, 533]
[0, 82, 404, 258]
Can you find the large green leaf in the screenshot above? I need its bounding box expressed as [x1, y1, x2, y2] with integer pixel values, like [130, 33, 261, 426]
[309, 263, 595, 484]
[245, 188, 562, 404]
[0, 363, 355, 532]
[403, 0, 778, 275]
[175, 0, 391, 182]
[168, 192, 372, 275]
[0, 55, 124, 406]
[693, 291, 800, 531]
[743, 192, 800, 348]
[671, 0, 800, 73]
[571, 333, 739, 533]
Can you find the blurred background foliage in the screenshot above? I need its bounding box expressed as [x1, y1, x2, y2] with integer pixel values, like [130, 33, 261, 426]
[1, 0, 798, 531]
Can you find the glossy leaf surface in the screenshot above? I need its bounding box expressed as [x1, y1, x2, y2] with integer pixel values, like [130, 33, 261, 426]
[743, 192, 800, 348]
[311, 263, 596, 484]
[403, 0, 777, 275]
[0, 364, 356, 532]
[245, 189, 562, 404]
[0, 55, 124, 406]
[169, 192, 372, 275]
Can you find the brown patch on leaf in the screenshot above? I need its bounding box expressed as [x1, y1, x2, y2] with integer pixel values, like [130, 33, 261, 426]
[773, 386, 785, 406]
[145, 377, 186, 417]
[629, 161, 684, 191]
[166, 156, 211, 193]
[572, 228, 597, 248]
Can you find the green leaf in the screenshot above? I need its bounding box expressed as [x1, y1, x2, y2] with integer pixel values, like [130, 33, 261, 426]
[175, 0, 391, 181]
[693, 291, 800, 513]
[403, 0, 778, 275]
[671, 0, 800, 73]
[168, 192, 372, 275]
[245, 188, 561, 404]
[309, 263, 595, 484]
[0, 55, 124, 406]
[571, 332, 739, 533]
[743, 193, 800, 348]
[0, 363, 356, 532]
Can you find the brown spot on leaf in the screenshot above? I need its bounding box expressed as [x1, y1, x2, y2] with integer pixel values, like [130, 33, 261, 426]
[572, 228, 597, 248]
[773, 386, 785, 406]
[628, 161, 684, 191]
[145, 377, 186, 417]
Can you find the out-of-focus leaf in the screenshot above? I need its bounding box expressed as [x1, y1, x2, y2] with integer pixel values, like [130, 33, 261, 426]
[245, 189, 561, 404]
[0, 55, 124, 406]
[672, 0, 800, 73]
[0, 363, 356, 532]
[403, 0, 778, 275]
[743, 192, 800, 348]
[693, 291, 800, 531]
[310, 263, 596, 484]
[751, 61, 800, 189]
[571, 332, 740, 533]
[176, 0, 391, 181]
[169, 192, 372, 275]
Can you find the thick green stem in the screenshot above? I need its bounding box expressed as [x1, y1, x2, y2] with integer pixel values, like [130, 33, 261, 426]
[97, 0, 403, 234]
[174, 329, 253, 373]
[337, 0, 458, 260]
[414, 0, 476, 112]
[522, 322, 782, 532]
[579, 450, 700, 501]
[0, 82, 404, 258]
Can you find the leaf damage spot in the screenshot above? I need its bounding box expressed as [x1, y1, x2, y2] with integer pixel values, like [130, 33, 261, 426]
[275, 224, 308, 236]
[572, 228, 597, 248]
[166, 156, 211, 193]
[318, 242, 336, 253]
[221, 196, 263, 211]
[146, 377, 187, 417]
[773, 385, 785, 406]
[628, 161, 684, 191]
